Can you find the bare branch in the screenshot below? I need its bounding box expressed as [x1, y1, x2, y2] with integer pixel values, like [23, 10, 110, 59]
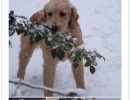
[9, 79, 87, 96]
[12, 79, 22, 96]
[14, 15, 27, 19]
[9, 79, 65, 96]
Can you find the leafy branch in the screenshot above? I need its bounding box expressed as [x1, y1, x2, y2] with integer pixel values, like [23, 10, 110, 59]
[9, 11, 105, 74]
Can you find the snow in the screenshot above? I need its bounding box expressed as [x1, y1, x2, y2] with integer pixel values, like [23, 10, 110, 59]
[63, 88, 87, 96]
[9, 0, 121, 98]
[70, 47, 75, 53]
[53, 45, 60, 49]
[48, 37, 53, 41]
[9, 78, 87, 97]
[77, 44, 85, 49]
[66, 35, 72, 40]
[9, 83, 22, 96]
[72, 37, 78, 43]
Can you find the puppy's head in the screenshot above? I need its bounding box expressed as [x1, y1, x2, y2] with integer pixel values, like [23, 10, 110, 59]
[43, 0, 79, 33]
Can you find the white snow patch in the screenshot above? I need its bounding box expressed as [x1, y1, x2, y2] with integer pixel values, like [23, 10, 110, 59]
[63, 88, 87, 96]
[78, 44, 85, 49]
[9, 84, 22, 97]
[72, 37, 78, 43]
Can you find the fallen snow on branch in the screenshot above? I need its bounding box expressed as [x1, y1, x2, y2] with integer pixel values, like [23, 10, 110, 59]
[77, 44, 85, 49]
[9, 78, 87, 96]
[9, 84, 22, 96]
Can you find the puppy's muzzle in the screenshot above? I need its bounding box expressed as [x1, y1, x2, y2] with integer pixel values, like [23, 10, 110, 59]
[52, 25, 58, 34]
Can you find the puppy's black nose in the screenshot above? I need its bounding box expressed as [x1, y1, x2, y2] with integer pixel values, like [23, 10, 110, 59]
[52, 25, 58, 33]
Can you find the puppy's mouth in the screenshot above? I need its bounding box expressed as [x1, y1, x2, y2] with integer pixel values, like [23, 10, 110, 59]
[50, 25, 66, 34]
[51, 25, 58, 34]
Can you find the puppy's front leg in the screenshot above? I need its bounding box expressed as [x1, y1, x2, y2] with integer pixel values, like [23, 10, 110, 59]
[17, 35, 36, 79]
[43, 61, 56, 96]
[42, 50, 59, 96]
[71, 59, 85, 89]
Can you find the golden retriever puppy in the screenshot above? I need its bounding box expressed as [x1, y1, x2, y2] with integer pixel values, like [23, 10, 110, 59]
[17, 0, 85, 96]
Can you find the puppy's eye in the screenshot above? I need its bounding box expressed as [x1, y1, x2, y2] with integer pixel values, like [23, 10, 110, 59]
[60, 12, 66, 17]
[48, 12, 52, 16]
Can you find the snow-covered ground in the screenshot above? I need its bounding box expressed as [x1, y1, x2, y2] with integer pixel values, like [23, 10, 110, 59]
[9, 0, 121, 98]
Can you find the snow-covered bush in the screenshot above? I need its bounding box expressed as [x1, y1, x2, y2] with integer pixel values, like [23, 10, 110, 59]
[9, 11, 105, 74]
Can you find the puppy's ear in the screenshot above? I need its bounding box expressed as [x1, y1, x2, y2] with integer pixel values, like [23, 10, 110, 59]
[69, 6, 79, 28]
[30, 10, 47, 24]
[42, 9, 47, 22]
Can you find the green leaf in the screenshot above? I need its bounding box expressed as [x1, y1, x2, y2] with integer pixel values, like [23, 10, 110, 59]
[15, 23, 25, 35]
[44, 28, 49, 34]
[85, 57, 91, 67]
[96, 53, 105, 62]
[57, 49, 65, 60]
[91, 56, 96, 62]
[90, 65, 96, 74]
[68, 52, 73, 59]
[30, 35, 34, 45]
[73, 58, 79, 68]
[52, 49, 57, 58]
[75, 50, 81, 58]
[85, 57, 91, 61]
[46, 44, 52, 49]
[102, 56, 105, 61]
[16, 29, 24, 35]
[23, 21, 29, 29]
[78, 57, 82, 61]
[61, 43, 68, 50]
[81, 53, 85, 58]
[97, 54, 103, 59]
[35, 35, 42, 42]
[53, 36, 60, 42]
[85, 61, 91, 67]
[42, 34, 47, 39]
[45, 37, 51, 46]
[24, 30, 29, 36]
[9, 16, 16, 25]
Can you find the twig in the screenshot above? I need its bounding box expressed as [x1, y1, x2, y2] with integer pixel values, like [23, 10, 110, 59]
[14, 15, 27, 19]
[13, 79, 22, 96]
[9, 40, 12, 47]
[9, 79, 65, 96]
[9, 79, 83, 96]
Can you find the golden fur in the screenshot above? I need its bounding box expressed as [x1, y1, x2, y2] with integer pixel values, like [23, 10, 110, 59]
[17, 0, 85, 96]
